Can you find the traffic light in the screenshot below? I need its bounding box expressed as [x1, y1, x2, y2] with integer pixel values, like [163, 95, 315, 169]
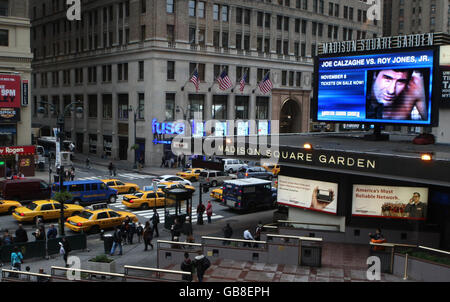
[0, 161, 5, 166]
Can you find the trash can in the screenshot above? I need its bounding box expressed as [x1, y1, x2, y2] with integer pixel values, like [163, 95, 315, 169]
[103, 234, 114, 254]
[301, 241, 322, 267]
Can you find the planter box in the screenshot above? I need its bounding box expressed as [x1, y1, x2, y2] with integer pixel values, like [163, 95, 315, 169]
[393, 254, 450, 282]
[85, 259, 117, 279]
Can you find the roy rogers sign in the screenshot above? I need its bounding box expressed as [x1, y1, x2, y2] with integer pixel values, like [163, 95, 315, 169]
[0, 146, 36, 156]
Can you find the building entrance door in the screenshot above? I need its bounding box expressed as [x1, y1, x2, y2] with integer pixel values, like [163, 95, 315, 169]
[119, 137, 128, 161]
[280, 99, 301, 133]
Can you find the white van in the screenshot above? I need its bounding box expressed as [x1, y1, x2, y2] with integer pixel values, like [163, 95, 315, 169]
[222, 159, 248, 173]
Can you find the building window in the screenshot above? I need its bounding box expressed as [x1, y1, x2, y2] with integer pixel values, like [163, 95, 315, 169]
[265, 13, 271, 28]
[89, 134, 97, 154]
[236, 7, 242, 24]
[141, 0, 147, 13]
[102, 94, 112, 119]
[52, 71, 59, 87]
[212, 95, 227, 120]
[197, 1, 205, 18]
[296, 72, 302, 87]
[167, 24, 175, 44]
[244, 9, 251, 25]
[141, 25, 146, 41]
[0, 1, 9, 16]
[167, 0, 174, 13]
[88, 67, 97, 83]
[138, 93, 145, 119]
[213, 4, 219, 20]
[88, 95, 98, 118]
[189, 0, 196, 17]
[118, 63, 128, 81]
[282, 70, 287, 86]
[0, 29, 8, 46]
[257, 12, 263, 27]
[221, 5, 228, 22]
[118, 94, 129, 120]
[75, 68, 83, 84]
[165, 93, 175, 120]
[167, 61, 175, 80]
[235, 96, 249, 119]
[138, 61, 144, 81]
[189, 94, 205, 120]
[289, 71, 295, 86]
[256, 97, 269, 120]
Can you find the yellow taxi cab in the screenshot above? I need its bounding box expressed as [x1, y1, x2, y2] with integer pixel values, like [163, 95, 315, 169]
[176, 168, 204, 181]
[158, 181, 196, 193]
[122, 190, 174, 210]
[101, 179, 140, 194]
[262, 164, 280, 176]
[13, 200, 84, 223]
[210, 187, 223, 201]
[65, 206, 138, 233]
[0, 200, 22, 215]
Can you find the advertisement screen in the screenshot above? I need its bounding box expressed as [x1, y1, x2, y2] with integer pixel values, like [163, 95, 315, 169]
[215, 121, 227, 136]
[237, 121, 249, 136]
[277, 175, 338, 215]
[352, 184, 428, 220]
[440, 45, 450, 107]
[258, 121, 270, 135]
[192, 121, 204, 137]
[0, 74, 21, 108]
[316, 49, 435, 125]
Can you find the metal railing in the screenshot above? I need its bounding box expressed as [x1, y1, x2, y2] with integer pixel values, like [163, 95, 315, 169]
[202, 236, 267, 249]
[1, 269, 52, 282]
[51, 266, 126, 282]
[124, 265, 190, 282]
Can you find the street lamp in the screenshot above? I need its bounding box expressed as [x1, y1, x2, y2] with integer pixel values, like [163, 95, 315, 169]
[128, 104, 144, 170]
[38, 100, 83, 236]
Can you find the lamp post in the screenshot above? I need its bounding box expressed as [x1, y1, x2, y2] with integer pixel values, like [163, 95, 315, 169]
[128, 105, 144, 170]
[38, 100, 83, 236]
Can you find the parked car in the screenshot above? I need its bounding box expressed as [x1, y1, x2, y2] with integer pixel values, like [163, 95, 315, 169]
[0, 179, 51, 202]
[237, 166, 274, 180]
[199, 170, 236, 187]
[222, 159, 248, 173]
[13, 200, 84, 223]
[152, 175, 192, 186]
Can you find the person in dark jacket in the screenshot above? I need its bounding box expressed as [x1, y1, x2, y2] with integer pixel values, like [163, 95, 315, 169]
[47, 224, 58, 240]
[143, 221, 153, 251]
[110, 227, 123, 256]
[171, 218, 182, 241]
[108, 162, 114, 176]
[60, 237, 71, 267]
[15, 224, 28, 243]
[180, 252, 193, 282]
[222, 223, 233, 245]
[183, 217, 194, 243]
[151, 209, 160, 237]
[192, 253, 210, 282]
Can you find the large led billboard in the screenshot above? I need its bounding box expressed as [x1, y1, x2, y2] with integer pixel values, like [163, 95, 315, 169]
[314, 48, 439, 125]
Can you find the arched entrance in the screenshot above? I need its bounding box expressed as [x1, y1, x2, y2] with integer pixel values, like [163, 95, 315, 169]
[280, 99, 301, 133]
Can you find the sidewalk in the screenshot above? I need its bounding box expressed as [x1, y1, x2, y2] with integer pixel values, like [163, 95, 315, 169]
[72, 153, 182, 177]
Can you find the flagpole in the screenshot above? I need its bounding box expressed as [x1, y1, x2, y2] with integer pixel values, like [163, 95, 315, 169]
[209, 67, 225, 92]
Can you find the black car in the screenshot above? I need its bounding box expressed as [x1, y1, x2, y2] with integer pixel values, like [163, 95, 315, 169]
[237, 166, 274, 180]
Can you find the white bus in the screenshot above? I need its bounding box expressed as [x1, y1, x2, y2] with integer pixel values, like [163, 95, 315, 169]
[37, 136, 75, 160]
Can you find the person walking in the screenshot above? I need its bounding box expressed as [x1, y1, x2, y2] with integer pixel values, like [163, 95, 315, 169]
[11, 246, 23, 273]
[192, 253, 210, 282]
[206, 200, 213, 224]
[110, 227, 123, 256]
[2, 230, 13, 245]
[183, 217, 194, 243]
[15, 224, 28, 243]
[128, 220, 136, 244]
[160, 155, 165, 168]
[222, 223, 233, 245]
[180, 252, 194, 282]
[136, 223, 144, 243]
[243, 229, 254, 247]
[47, 224, 58, 240]
[70, 167, 75, 181]
[151, 208, 160, 237]
[120, 221, 128, 245]
[143, 221, 153, 251]
[197, 202, 205, 225]
[59, 237, 71, 267]
[86, 157, 91, 169]
[171, 218, 182, 242]
[108, 162, 114, 176]
[32, 228, 45, 242]
[254, 221, 263, 248]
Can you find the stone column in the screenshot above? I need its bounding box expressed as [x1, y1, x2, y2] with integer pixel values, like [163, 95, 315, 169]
[82, 93, 89, 154]
[228, 93, 235, 120]
[205, 92, 213, 122]
[249, 93, 256, 121]
[111, 93, 119, 160]
[96, 93, 103, 156]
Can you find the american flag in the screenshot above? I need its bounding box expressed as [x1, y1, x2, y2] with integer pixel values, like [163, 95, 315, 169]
[258, 72, 273, 94]
[218, 69, 233, 91]
[239, 70, 248, 93]
[190, 68, 199, 91]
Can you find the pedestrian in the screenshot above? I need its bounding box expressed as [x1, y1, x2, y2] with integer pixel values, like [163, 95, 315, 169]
[160, 155, 165, 168]
[70, 167, 75, 181]
[32, 228, 42, 241]
[181, 155, 186, 169]
[171, 218, 182, 241]
[37, 268, 50, 282]
[192, 252, 210, 282]
[108, 162, 114, 176]
[36, 217, 45, 230]
[128, 220, 136, 244]
[10, 246, 23, 273]
[110, 227, 123, 256]
[184, 217, 194, 243]
[47, 224, 58, 240]
[170, 157, 175, 168]
[86, 157, 91, 169]
[151, 208, 160, 237]
[254, 221, 263, 248]
[121, 221, 128, 245]
[15, 224, 28, 243]
[180, 252, 194, 282]
[206, 200, 213, 224]
[65, 169, 71, 181]
[59, 237, 71, 267]
[38, 224, 46, 241]
[196, 202, 205, 225]
[3, 230, 13, 245]
[136, 223, 144, 243]
[243, 229, 254, 247]
[222, 223, 233, 245]
[113, 165, 117, 176]
[143, 221, 153, 251]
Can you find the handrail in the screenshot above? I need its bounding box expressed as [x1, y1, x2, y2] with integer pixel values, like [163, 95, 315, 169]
[2, 269, 52, 279]
[369, 242, 416, 248]
[277, 220, 340, 228]
[157, 240, 202, 247]
[266, 234, 323, 242]
[202, 236, 266, 244]
[124, 265, 191, 276]
[51, 266, 125, 278]
[418, 246, 450, 255]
